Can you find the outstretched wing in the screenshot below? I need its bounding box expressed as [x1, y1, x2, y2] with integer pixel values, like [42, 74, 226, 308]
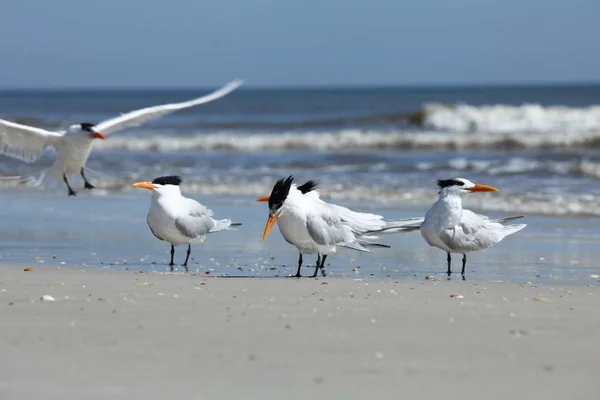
[0, 119, 63, 162]
[94, 80, 243, 136]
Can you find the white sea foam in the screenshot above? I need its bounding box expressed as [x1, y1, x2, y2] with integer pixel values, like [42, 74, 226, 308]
[422, 103, 600, 133]
[3, 176, 596, 217]
[415, 156, 600, 178]
[92, 126, 600, 153]
[151, 180, 600, 217]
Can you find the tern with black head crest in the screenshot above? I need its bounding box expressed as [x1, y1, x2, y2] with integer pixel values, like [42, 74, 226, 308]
[257, 176, 423, 277]
[0, 80, 242, 196]
[399, 178, 527, 278]
[133, 175, 241, 272]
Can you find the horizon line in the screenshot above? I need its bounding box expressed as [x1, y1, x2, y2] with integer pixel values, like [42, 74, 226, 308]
[1, 80, 600, 91]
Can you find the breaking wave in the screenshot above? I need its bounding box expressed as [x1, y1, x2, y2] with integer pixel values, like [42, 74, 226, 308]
[7, 101, 600, 152]
[2, 175, 597, 217]
[99, 179, 600, 217]
[91, 103, 600, 152]
[422, 103, 600, 133]
[95, 128, 600, 152]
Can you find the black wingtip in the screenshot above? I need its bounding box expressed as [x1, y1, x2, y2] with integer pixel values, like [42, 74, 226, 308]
[230, 222, 243, 226]
[369, 243, 392, 248]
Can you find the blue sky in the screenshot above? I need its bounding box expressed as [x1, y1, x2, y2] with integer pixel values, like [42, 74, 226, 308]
[1, 0, 599, 88]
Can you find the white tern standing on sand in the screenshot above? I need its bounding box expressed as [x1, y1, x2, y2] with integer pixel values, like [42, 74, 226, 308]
[399, 178, 526, 278]
[133, 175, 241, 272]
[257, 176, 423, 277]
[0, 80, 243, 196]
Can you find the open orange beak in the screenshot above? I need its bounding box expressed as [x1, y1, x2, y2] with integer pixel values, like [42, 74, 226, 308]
[133, 181, 157, 191]
[467, 184, 499, 193]
[93, 132, 106, 140]
[256, 195, 270, 202]
[262, 214, 279, 241]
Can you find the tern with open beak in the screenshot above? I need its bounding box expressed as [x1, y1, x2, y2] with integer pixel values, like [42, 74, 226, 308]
[257, 176, 423, 277]
[133, 175, 241, 272]
[400, 178, 527, 278]
[0, 80, 242, 196]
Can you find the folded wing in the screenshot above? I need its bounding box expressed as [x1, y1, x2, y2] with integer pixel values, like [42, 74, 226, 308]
[439, 210, 526, 252]
[175, 214, 217, 239]
[306, 204, 372, 252]
[175, 198, 233, 238]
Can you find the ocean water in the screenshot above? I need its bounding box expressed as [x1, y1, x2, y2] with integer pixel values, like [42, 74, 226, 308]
[1, 84, 600, 283]
[3, 84, 600, 215]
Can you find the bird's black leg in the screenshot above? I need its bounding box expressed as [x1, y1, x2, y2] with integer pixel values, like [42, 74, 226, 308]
[446, 252, 452, 277]
[320, 254, 328, 277]
[80, 168, 95, 189]
[294, 253, 303, 278]
[461, 254, 467, 280]
[63, 174, 76, 196]
[313, 254, 328, 278]
[182, 245, 191, 272]
[169, 245, 175, 271]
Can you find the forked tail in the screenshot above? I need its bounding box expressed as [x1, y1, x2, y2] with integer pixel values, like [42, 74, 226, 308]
[210, 219, 242, 233]
[362, 217, 423, 236]
[502, 223, 527, 237]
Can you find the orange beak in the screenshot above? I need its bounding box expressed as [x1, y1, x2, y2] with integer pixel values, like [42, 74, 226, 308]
[93, 132, 106, 140]
[467, 184, 499, 193]
[133, 181, 157, 191]
[256, 195, 270, 202]
[262, 214, 279, 241]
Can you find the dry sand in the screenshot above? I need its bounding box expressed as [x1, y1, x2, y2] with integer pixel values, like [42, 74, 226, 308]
[0, 265, 599, 400]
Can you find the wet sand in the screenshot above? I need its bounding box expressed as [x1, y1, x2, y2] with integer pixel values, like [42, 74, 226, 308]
[1, 265, 599, 400]
[1, 190, 600, 284]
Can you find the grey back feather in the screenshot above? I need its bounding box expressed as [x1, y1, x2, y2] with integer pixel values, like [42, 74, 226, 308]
[174, 215, 216, 239]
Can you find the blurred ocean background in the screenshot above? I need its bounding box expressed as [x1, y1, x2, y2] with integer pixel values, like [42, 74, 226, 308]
[2, 84, 600, 216]
[1, 84, 600, 283]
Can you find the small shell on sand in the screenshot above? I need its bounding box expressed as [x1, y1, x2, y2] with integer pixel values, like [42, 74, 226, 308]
[24, 268, 34, 272]
[450, 293, 464, 299]
[41, 295, 56, 302]
[533, 296, 551, 302]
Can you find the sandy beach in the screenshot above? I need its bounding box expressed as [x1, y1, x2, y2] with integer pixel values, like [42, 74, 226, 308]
[1, 265, 598, 400]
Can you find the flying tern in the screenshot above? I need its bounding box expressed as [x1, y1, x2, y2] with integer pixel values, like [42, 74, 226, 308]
[0, 80, 243, 196]
[257, 176, 423, 277]
[401, 178, 526, 278]
[133, 175, 240, 272]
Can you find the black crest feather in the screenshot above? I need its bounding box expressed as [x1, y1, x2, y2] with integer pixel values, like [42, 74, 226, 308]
[79, 122, 96, 132]
[297, 180, 318, 194]
[152, 175, 183, 186]
[437, 179, 464, 189]
[268, 176, 294, 213]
